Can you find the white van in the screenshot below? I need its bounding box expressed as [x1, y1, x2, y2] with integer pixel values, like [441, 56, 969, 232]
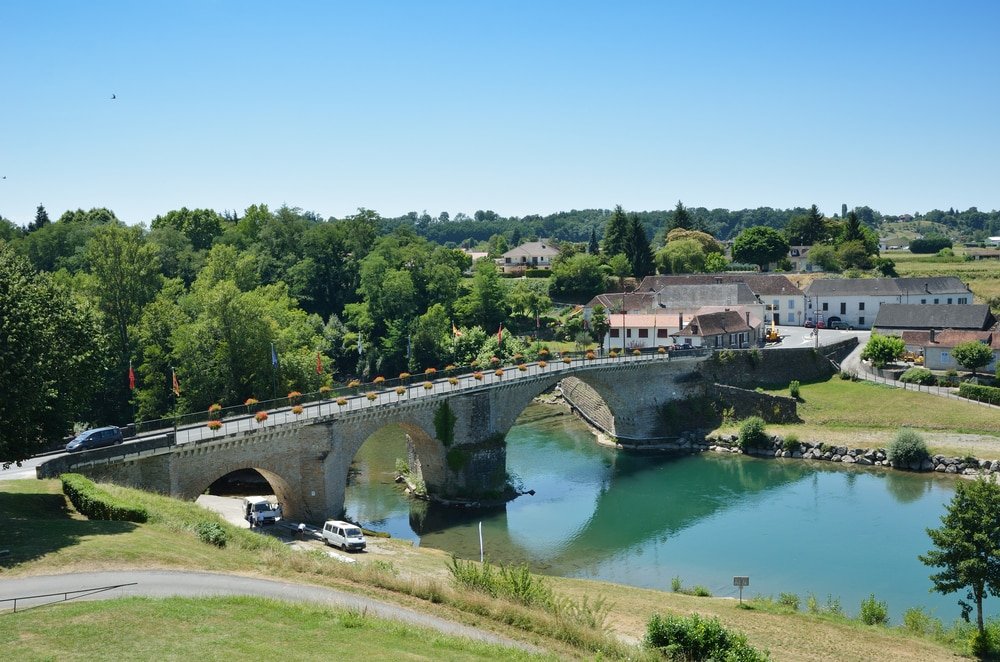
[321, 520, 366, 552]
[243, 496, 282, 525]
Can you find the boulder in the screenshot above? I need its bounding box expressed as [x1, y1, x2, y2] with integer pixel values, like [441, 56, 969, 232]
[935, 464, 946, 472]
[831, 454, 842, 462]
[921, 459, 934, 472]
[945, 464, 958, 474]
[842, 455, 857, 464]
[792, 451, 803, 459]
[822, 452, 833, 461]
[836, 446, 848, 456]
[855, 457, 873, 466]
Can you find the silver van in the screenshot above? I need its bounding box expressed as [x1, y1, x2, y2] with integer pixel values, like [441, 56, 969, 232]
[321, 520, 366, 551]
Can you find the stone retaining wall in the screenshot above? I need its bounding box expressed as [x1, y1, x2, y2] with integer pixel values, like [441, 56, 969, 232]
[708, 384, 798, 423]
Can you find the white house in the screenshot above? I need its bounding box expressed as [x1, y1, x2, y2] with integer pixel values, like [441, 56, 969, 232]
[673, 310, 761, 349]
[901, 329, 1000, 372]
[803, 277, 973, 330]
[637, 274, 806, 326]
[499, 241, 560, 274]
[601, 307, 763, 352]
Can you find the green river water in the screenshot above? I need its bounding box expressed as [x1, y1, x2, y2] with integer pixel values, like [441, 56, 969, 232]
[344, 403, 980, 622]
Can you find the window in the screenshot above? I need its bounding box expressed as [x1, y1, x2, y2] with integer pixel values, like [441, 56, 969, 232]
[610, 329, 620, 338]
[840, 302, 846, 314]
[959, 297, 968, 304]
[941, 351, 950, 363]
[657, 329, 669, 338]
[505, 257, 511, 264]
[638, 329, 649, 338]
[947, 298, 952, 304]
[822, 302, 829, 311]
[859, 316, 865, 326]
[934, 299, 939, 304]
[921, 299, 926, 304]
[859, 302, 865, 311]
[772, 299, 779, 310]
[626, 329, 632, 338]
[787, 299, 795, 309]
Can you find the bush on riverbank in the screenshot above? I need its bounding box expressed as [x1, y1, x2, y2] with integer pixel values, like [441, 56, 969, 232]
[900, 367, 935, 385]
[737, 416, 768, 450]
[61, 473, 148, 522]
[644, 613, 769, 661]
[887, 429, 930, 468]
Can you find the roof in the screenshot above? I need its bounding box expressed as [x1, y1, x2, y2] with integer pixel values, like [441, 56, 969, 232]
[805, 277, 970, 297]
[585, 292, 657, 313]
[901, 329, 1000, 350]
[873, 304, 994, 331]
[637, 273, 803, 297]
[501, 241, 560, 259]
[676, 310, 753, 337]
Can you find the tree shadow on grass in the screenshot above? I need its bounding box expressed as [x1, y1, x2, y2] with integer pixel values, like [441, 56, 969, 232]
[0, 492, 136, 569]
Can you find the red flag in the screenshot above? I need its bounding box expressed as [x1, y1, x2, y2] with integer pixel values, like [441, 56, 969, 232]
[498, 324, 503, 344]
[452, 323, 463, 338]
[316, 352, 323, 375]
[172, 369, 181, 396]
[128, 361, 136, 390]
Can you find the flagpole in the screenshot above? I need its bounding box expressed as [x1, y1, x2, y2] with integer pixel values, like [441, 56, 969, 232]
[270, 343, 278, 401]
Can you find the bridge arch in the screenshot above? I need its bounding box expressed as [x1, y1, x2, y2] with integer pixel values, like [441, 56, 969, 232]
[186, 463, 298, 517]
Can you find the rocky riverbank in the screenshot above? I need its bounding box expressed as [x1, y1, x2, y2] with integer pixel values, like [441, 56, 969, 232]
[705, 433, 1000, 477]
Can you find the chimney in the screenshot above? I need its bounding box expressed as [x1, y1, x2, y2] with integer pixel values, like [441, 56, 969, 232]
[678, 312, 683, 329]
[929, 328, 936, 343]
[745, 311, 750, 326]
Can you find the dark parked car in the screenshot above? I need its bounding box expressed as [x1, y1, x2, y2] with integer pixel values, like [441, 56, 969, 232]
[66, 426, 123, 452]
[829, 320, 854, 330]
[804, 319, 815, 328]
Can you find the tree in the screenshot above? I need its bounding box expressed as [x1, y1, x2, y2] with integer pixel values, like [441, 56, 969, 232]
[860, 333, 905, 368]
[785, 204, 825, 245]
[607, 253, 631, 287]
[601, 205, 629, 257]
[625, 214, 654, 278]
[549, 253, 607, 300]
[28, 204, 51, 232]
[665, 228, 723, 255]
[669, 201, 693, 231]
[808, 244, 840, 272]
[841, 211, 865, 244]
[590, 304, 610, 343]
[454, 260, 507, 331]
[732, 226, 789, 270]
[588, 228, 599, 255]
[952, 340, 994, 377]
[920, 477, 1000, 639]
[656, 239, 706, 274]
[0, 243, 104, 465]
[704, 252, 728, 273]
[837, 240, 872, 270]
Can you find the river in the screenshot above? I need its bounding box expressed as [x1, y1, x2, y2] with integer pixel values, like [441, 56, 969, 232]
[344, 403, 979, 622]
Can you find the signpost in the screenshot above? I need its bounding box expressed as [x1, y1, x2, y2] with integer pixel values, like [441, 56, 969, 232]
[733, 576, 750, 604]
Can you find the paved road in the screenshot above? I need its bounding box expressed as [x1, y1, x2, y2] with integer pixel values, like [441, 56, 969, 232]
[0, 570, 540, 653]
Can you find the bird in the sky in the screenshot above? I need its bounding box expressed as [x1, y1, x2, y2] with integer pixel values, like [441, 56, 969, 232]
[111, 94, 116, 100]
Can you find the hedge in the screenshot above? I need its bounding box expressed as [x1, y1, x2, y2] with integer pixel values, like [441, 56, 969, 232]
[60, 473, 149, 523]
[959, 382, 1000, 406]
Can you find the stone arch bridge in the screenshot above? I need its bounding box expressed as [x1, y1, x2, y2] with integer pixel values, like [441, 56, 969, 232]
[40, 353, 713, 522]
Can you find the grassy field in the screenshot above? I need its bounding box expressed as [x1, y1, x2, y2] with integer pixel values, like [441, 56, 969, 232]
[0, 477, 972, 660]
[710, 376, 1000, 457]
[0, 595, 547, 662]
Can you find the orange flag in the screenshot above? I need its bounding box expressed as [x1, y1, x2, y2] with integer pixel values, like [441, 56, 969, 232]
[452, 323, 463, 338]
[172, 369, 181, 396]
[316, 352, 323, 374]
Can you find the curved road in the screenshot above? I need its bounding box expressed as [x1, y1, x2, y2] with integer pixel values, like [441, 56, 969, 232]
[0, 570, 540, 653]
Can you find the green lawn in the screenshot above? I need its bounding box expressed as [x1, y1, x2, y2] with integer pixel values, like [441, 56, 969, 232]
[711, 376, 1000, 456]
[0, 596, 548, 662]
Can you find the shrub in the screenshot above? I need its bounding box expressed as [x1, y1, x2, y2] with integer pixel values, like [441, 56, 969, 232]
[859, 593, 889, 626]
[61, 474, 148, 523]
[195, 521, 228, 547]
[900, 367, 935, 385]
[788, 380, 800, 399]
[644, 613, 768, 661]
[737, 416, 768, 450]
[671, 576, 682, 592]
[781, 434, 800, 452]
[692, 585, 712, 597]
[960, 382, 1000, 405]
[448, 557, 555, 608]
[887, 429, 929, 467]
[902, 607, 941, 636]
[778, 592, 800, 611]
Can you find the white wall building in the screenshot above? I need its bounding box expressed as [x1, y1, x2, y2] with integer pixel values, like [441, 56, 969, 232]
[803, 277, 972, 330]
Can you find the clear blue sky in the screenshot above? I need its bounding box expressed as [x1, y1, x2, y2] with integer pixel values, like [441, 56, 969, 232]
[2, 1, 998, 226]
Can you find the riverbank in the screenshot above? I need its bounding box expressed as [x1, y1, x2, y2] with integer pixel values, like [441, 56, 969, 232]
[0, 478, 966, 661]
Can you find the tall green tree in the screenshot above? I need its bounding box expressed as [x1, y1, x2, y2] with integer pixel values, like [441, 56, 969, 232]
[951, 340, 994, 377]
[785, 204, 826, 245]
[860, 333, 905, 368]
[455, 260, 508, 331]
[669, 200, 693, 231]
[0, 243, 105, 465]
[842, 211, 865, 244]
[588, 228, 600, 255]
[28, 204, 51, 232]
[920, 477, 1000, 639]
[601, 205, 630, 257]
[625, 214, 655, 278]
[150, 207, 224, 250]
[550, 253, 607, 300]
[732, 226, 790, 269]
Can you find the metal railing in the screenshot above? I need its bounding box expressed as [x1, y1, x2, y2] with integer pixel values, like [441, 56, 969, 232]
[1, 583, 137, 613]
